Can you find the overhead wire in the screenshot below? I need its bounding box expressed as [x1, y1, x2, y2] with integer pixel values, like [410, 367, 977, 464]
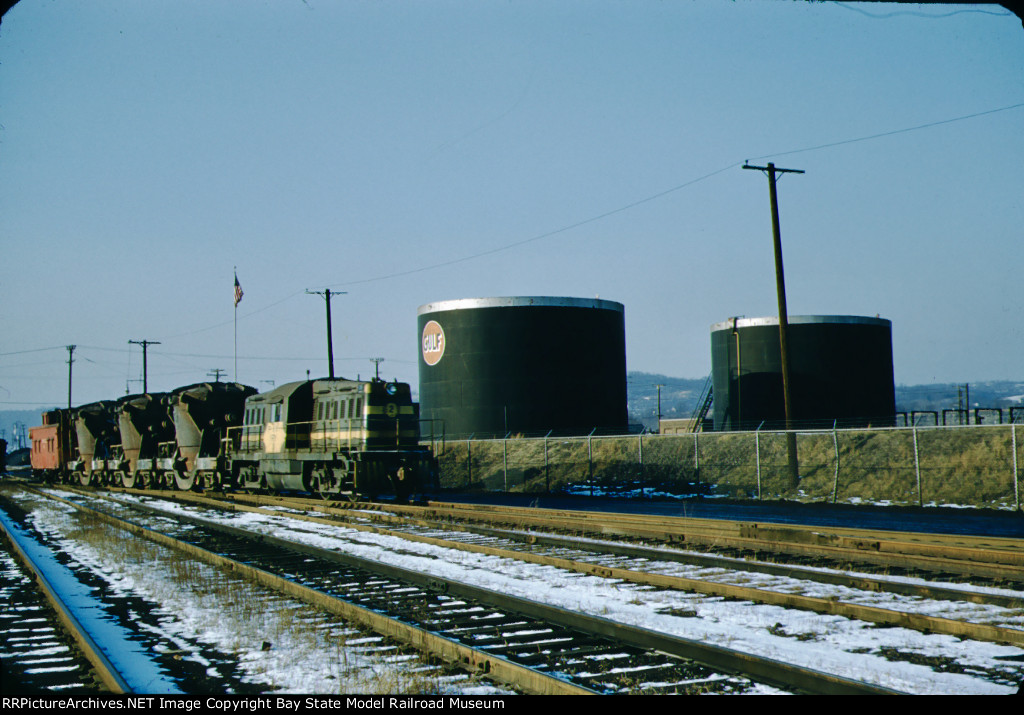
[327, 100, 1024, 289]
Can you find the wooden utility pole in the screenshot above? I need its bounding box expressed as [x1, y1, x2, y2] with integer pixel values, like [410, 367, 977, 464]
[128, 339, 161, 393]
[370, 357, 385, 381]
[307, 289, 346, 379]
[743, 162, 804, 490]
[66, 345, 76, 408]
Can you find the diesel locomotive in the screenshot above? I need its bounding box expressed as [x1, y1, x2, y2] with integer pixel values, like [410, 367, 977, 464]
[28, 377, 437, 501]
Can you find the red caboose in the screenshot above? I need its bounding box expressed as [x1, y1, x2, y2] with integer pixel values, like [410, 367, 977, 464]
[30, 409, 75, 481]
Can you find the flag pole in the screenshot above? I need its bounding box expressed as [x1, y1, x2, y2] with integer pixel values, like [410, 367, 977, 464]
[232, 270, 245, 381]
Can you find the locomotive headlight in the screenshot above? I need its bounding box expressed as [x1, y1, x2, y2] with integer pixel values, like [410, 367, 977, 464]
[386, 383, 398, 396]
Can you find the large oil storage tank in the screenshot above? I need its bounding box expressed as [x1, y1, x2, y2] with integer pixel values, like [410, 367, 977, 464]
[417, 297, 627, 439]
[710, 315, 896, 431]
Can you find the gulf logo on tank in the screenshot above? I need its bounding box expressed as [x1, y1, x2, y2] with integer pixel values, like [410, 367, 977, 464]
[422, 320, 445, 366]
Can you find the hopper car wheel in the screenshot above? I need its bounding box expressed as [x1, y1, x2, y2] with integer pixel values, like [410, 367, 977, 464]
[74, 471, 90, 487]
[174, 469, 197, 492]
[120, 471, 135, 489]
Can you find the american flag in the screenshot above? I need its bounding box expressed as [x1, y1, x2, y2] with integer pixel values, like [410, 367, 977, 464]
[234, 274, 244, 306]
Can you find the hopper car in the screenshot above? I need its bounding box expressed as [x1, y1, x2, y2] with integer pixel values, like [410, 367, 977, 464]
[29, 377, 436, 501]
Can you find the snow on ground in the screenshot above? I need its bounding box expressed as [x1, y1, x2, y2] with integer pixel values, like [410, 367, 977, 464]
[95, 491, 1024, 695]
[14, 491, 510, 695]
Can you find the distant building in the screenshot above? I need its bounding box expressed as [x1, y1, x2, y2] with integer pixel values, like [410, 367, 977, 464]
[658, 418, 698, 435]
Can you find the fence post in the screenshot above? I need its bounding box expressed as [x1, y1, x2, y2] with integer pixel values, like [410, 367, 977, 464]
[755, 421, 764, 501]
[503, 433, 509, 492]
[913, 425, 922, 507]
[693, 431, 700, 496]
[831, 420, 840, 504]
[544, 431, 551, 494]
[588, 430, 595, 497]
[638, 432, 645, 498]
[1013, 424, 1019, 511]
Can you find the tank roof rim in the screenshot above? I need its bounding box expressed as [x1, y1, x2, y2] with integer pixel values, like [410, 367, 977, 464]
[710, 315, 891, 332]
[418, 296, 624, 315]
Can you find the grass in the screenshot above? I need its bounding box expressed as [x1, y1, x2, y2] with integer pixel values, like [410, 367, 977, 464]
[434, 423, 1024, 508]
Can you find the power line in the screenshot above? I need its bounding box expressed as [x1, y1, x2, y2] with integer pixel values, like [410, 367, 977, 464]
[833, 2, 1013, 19]
[327, 100, 1024, 289]
[329, 164, 738, 288]
[747, 101, 1024, 163]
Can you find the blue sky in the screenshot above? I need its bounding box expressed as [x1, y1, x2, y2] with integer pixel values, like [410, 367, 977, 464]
[1, 0, 1022, 409]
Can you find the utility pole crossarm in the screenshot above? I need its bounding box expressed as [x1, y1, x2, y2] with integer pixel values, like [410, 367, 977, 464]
[742, 163, 804, 176]
[128, 339, 161, 393]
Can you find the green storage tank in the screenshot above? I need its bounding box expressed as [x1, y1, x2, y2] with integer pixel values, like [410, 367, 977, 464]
[417, 297, 627, 439]
[710, 315, 896, 431]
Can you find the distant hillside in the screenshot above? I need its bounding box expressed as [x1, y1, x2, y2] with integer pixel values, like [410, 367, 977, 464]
[627, 373, 709, 431]
[626, 372, 1024, 430]
[893, 380, 1024, 413]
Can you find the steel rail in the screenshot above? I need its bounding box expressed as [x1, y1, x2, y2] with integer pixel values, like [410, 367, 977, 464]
[421, 500, 1024, 560]
[387, 501, 1024, 581]
[47, 488, 906, 695]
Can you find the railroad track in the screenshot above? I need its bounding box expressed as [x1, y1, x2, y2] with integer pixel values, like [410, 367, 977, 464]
[112, 488, 1024, 692]
[19, 485, 914, 694]
[0, 486, 494, 696]
[198, 492, 1024, 649]
[0, 494, 173, 694]
[0, 531, 103, 694]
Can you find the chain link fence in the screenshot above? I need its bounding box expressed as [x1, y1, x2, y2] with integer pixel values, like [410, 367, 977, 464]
[429, 422, 1023, 510]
